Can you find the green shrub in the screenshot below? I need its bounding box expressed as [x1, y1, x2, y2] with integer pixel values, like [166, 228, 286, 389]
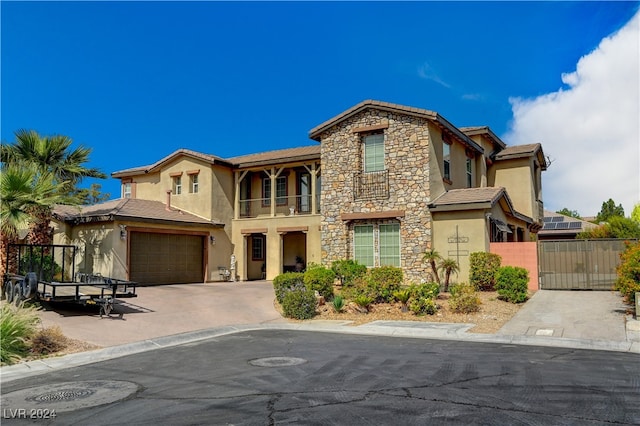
[409, 297, 438, 315]
[449, 282, 481, 313]
[366, 266, 403, 303]
[331, 295, 345, 313]
[29, 325, 67, 356]
[469, 252, 502, 291]
[614, 241, 640, 308]
[407, 282, 440, 300]
[354, 294, 373, 310]
[1, 302, 40, 365]
[281, 287, 317, 320]
[393, 288, 411, 304]
[273, 272, 305, 304]
[303, 266, 336, 299]
[331, 259, 367, 286]
[495, 266, 530, 303]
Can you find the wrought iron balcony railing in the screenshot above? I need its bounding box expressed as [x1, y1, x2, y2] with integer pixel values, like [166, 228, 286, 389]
[238, 194, 320, 218]
[353, 170, 389, 200]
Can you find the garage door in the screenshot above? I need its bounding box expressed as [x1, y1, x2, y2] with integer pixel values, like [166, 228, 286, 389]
[130, 232, 204, 285]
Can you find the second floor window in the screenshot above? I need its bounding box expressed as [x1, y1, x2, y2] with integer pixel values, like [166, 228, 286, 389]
[466, 158, 473, 188]
[262, 176, 287, 206]
[173, 176, 182, 195]
[190, 174, 199, 194]
[364, 133, 384, 173]
[122, 182, 132, 199]
[443, 142, 451, 181]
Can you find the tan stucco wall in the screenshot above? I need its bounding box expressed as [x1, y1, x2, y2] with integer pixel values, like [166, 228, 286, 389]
[489, 157, 543, 223]
[430, 210, 490, 283]
[232, 214, 321, 281]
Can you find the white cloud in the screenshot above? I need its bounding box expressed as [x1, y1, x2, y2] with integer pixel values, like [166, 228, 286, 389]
[417, 62, 451, 88]
[504, 11, 640, 217]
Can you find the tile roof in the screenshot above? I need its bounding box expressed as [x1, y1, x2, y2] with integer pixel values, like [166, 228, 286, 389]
[112, 149, 230, 177]
[459, 126, 507, 149]
[53, 199, 223, 227]
[308, 99, 484, 153]
[429, 187, 506, 207]
[226, 145, 320, 168]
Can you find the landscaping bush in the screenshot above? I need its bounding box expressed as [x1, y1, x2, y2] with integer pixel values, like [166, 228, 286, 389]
[1, 302, 40, 365]
[353, 294, 373, 311]
[29, 325, 67, 356]
[331, 295, 345, 313]
[366, 266, 403, 303]
[448, 282, 481, 313]
[614, 241, 640, 308]
[469, 252, 502, 291]
[303, 265, 336, 299]
[409, 296, 438, 315]
[273, 272, 305, 304]
[281, 286, 317, 320]
[495, 266, 530, 303]
[407, 282, 440, 300]
[331, 259, 367, 287]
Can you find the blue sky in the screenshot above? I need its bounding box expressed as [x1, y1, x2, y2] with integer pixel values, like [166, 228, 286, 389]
[2, 1, 639, 216]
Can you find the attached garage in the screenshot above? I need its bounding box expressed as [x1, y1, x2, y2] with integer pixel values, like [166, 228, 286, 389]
[130, 232, 205, 285]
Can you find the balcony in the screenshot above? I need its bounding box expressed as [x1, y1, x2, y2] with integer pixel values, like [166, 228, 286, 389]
[239, 194, 320, 218]
[354, 170, 389, 200]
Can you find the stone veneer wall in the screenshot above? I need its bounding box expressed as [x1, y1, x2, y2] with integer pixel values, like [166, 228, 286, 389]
[318, 108, 436, 283]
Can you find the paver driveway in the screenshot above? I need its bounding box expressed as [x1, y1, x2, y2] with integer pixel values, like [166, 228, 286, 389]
[36, 281, 285, 347]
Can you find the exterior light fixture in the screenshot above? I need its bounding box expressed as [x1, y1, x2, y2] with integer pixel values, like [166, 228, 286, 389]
[119, 225, 127, 240]
[210, 235, 216, 245]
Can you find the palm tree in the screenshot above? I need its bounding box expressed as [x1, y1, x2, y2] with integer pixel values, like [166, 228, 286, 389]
[1, 130, 105, 245]
[0, 165, 68, 276]
[439, 258, 460, 293]
[422, 249, 442, 284]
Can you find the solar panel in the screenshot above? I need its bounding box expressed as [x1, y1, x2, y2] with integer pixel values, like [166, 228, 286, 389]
[568, 222, 582, 230]
[543, 223, 557, 230]
[552, 216, 564, 222]
[557, 222, 570, 229]
[543, 217, 553, 223]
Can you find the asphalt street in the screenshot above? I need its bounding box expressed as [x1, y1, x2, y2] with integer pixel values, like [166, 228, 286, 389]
[2, 329, 639, 425]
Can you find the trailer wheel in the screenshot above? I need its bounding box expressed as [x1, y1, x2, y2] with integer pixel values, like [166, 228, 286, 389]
[12, 282, 24, 306]
[23, 272, 38, 299]
[4, 280, 14, 303]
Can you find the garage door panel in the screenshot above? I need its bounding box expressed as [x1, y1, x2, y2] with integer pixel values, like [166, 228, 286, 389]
[130, 232, 204, 285]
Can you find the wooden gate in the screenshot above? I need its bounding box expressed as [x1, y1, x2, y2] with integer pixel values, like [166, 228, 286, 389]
[538, 239, 633, 290]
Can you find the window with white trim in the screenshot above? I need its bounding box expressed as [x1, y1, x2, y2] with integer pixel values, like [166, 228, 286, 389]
[379, 223, 400, 267]
[354, 225, 375, 267]
[262, 176, 287, 206]
[353, 222, 401, 267]
[122, 182, 132, 199]
[363, 133, 385, 173]
[190, 174, 199, 193]
[443, 142, 451, 181]
[173, 176, 182, 195]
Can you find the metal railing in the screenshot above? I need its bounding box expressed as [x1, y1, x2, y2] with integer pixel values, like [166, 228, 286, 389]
[354, 170, 389, 200]
[238, 194, 320, 218]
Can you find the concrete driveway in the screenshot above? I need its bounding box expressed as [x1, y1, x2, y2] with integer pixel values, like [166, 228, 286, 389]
[36, 281, 285, 347]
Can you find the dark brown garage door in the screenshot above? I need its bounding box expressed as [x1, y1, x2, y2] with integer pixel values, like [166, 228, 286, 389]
[130, 232, 204, 285]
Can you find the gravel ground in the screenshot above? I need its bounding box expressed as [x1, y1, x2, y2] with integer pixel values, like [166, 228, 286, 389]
[301, 291, 527, 333]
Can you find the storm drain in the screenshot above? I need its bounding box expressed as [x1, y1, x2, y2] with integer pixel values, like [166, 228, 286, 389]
[1, 380, 140, 413]
[249, 357, 307, 367]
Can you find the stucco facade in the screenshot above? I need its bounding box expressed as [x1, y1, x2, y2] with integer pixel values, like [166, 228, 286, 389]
[53, 99, 545, 286]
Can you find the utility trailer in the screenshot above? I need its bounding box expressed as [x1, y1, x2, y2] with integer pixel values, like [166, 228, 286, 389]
[2, 244, 137, 318]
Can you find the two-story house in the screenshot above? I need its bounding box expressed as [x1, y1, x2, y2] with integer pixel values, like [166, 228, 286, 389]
[309, 100, 546, 282]
[52, 100, 545, 285]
